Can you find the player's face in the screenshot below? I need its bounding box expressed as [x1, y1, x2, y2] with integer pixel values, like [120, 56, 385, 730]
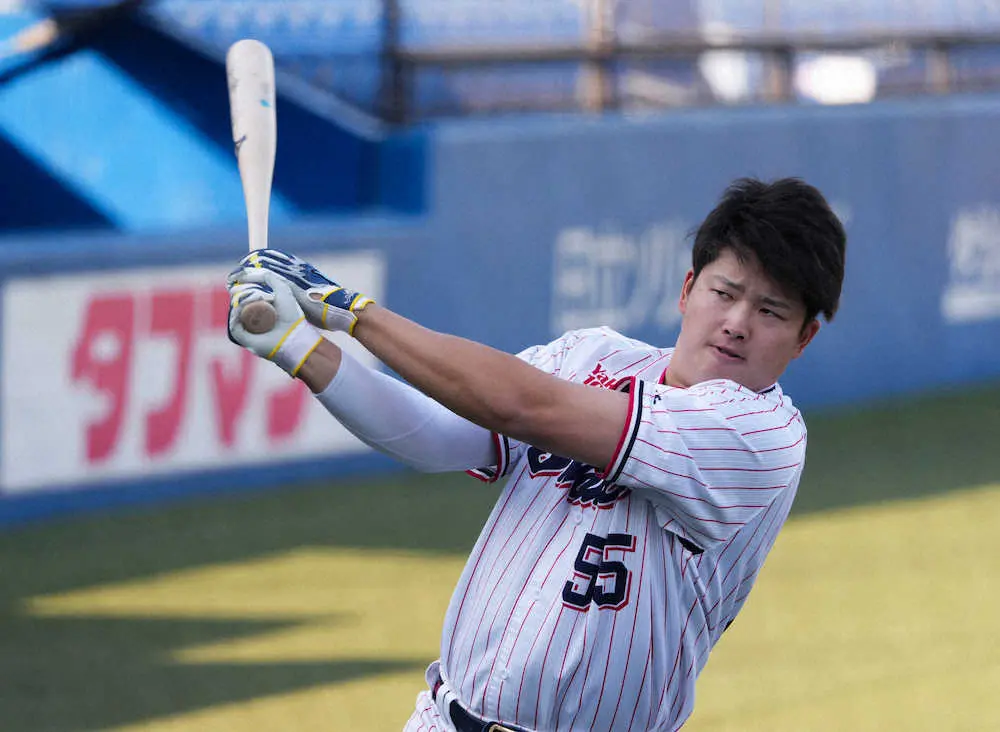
[667, 248, 819, 392]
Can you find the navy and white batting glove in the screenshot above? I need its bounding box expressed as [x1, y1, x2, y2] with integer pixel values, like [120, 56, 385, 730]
[227, 269, 324, 377]
[228, 249, 375, 336]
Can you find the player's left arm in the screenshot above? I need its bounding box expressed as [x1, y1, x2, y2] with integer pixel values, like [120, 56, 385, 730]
[606, 378, 808, 549]
[351, 305, 630, 469]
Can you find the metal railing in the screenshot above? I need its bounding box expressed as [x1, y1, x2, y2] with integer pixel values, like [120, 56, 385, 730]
[379, 28, 1000, 123]
[15, 1, 1000, 124]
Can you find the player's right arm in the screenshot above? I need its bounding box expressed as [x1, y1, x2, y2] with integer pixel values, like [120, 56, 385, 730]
[230, 252, 630, 470]
[228, 270, 496, 474]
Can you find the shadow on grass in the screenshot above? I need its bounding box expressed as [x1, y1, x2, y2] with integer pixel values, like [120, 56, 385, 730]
[1, 612, 419, 730]
[795, 381, 1000, 514]
[0, 473, 492, 730]
[1, 382, 998, 729]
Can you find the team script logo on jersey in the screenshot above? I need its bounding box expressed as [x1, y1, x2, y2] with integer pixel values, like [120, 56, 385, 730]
[526, 447, 630, 509]
[582, 362, 617, 389]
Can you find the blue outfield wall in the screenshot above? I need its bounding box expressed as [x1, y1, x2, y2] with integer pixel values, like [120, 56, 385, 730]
[2, 95, 1000, 524]
[392, 95, 1000, 407]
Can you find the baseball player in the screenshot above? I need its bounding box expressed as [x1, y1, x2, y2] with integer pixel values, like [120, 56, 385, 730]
[226, 177, 846, 731]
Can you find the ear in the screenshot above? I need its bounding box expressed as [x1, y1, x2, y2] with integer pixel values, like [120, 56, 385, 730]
[792, 319, 821, 358]
[678, 270, 696, 315]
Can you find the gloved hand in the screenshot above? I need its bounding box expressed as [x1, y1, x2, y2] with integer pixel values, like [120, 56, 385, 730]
[228, 249, 375, 335]
[227, 269, 324, 377]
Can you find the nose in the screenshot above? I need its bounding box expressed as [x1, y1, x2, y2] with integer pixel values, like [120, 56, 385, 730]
[723, 304, 751, 340]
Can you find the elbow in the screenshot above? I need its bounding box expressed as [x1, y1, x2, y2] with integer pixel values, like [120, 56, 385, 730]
[485, 391, 554, 448]
[452, 365, 565, 446]
[480, 400, 524, 440]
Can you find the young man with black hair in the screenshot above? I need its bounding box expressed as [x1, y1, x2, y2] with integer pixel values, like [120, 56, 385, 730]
[226, 177, 847, 731]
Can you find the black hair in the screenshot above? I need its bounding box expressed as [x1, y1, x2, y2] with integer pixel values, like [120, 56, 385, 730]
[692, 177, 846, 323]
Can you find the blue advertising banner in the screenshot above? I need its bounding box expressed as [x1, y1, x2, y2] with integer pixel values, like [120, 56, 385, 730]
[395, 96, 1000, 408]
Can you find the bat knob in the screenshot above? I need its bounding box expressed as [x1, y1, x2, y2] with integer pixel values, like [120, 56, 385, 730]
[241, 300, 278, 334]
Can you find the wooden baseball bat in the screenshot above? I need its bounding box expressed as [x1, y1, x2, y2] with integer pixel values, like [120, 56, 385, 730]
[226, 39, 278, 334]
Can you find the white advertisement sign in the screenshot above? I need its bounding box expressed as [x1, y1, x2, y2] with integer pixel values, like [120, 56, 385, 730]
[550, 220, 691, 336]
[942, 205, 1000, 324]
[1, 253, 385, 494]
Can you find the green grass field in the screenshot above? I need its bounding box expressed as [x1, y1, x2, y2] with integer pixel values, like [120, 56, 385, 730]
[2, 382, 1000, 731]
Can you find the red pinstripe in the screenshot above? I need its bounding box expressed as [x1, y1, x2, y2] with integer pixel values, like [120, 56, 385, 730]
[448, 465, 531, 672]
[553, 615, 587, 729]
[705, 508, 785, 637]
[666, 622, 709, 722]
[644, 424, 681, 435]
[705, 392, 772, 408]
[496, 512, 577, 714]
[637, 353, 672, 379]
[532, 604, 568, 724]
[608, 509, 650, 730]
[721, 499, 787, 585]
[705, 500, 782, 590]
[627, 637, 655, 730]
[566, 628, 599, 731]
[701, 462, 801, 473]
[628, 454, 794, 491]
[589, 601, 623, 731]
[625, 470, 775, 509]
[626, 456, 709, 486]
[588, 498, 634, 730]
[676, 532, 693, 581]
[516, 529, 581, 722]
[659, 600, 701, 711]
[635, 462, 798, 487]
[647, 532, 673, 727]
[466, 488, 565, 703]
[717, 499, 790, 616]
[562, 510, 605, 730]
[723, 402, 782, 419]
[688, 432, 805, 453]
[408, 693, 439, 732]
[513, 596, 562, 725]
[741, 412, 799, 436]
[613, 353, 655, 373]
[633, 437, 696, 461]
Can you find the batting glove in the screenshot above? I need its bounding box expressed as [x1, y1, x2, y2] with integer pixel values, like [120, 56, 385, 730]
[228, 249, 375, 336]
[227, 269, 324, 377]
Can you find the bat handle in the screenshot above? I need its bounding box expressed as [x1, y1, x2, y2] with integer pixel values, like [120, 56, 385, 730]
[240, 300, 278, 334]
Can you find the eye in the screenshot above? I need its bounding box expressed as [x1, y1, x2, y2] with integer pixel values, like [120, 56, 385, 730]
[712, 289, 733, 300]
[760, 308, 785, 320]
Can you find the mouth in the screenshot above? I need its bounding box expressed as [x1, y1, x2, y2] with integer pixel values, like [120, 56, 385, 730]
[712, 344, 745, 361]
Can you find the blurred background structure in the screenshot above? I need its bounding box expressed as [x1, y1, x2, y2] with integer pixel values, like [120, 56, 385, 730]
[1, 1, 999, 730]
[11, 0, 1000, 122]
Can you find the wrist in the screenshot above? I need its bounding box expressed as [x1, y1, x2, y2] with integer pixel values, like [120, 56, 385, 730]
[296, 337, 344, 392]
[350, 301, 379, 340]
[270, 318, 325, 377]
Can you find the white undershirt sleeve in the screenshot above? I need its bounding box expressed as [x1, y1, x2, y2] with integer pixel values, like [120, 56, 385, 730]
[315, 349, 497, 473]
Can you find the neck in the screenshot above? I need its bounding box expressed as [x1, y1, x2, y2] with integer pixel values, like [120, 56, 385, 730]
[662, 366, 690, 389]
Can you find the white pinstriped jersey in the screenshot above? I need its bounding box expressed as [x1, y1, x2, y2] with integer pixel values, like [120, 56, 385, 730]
[425, 327, 807, 731]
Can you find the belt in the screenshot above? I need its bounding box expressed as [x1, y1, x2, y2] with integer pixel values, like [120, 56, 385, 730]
[432, 678, 529, 732]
